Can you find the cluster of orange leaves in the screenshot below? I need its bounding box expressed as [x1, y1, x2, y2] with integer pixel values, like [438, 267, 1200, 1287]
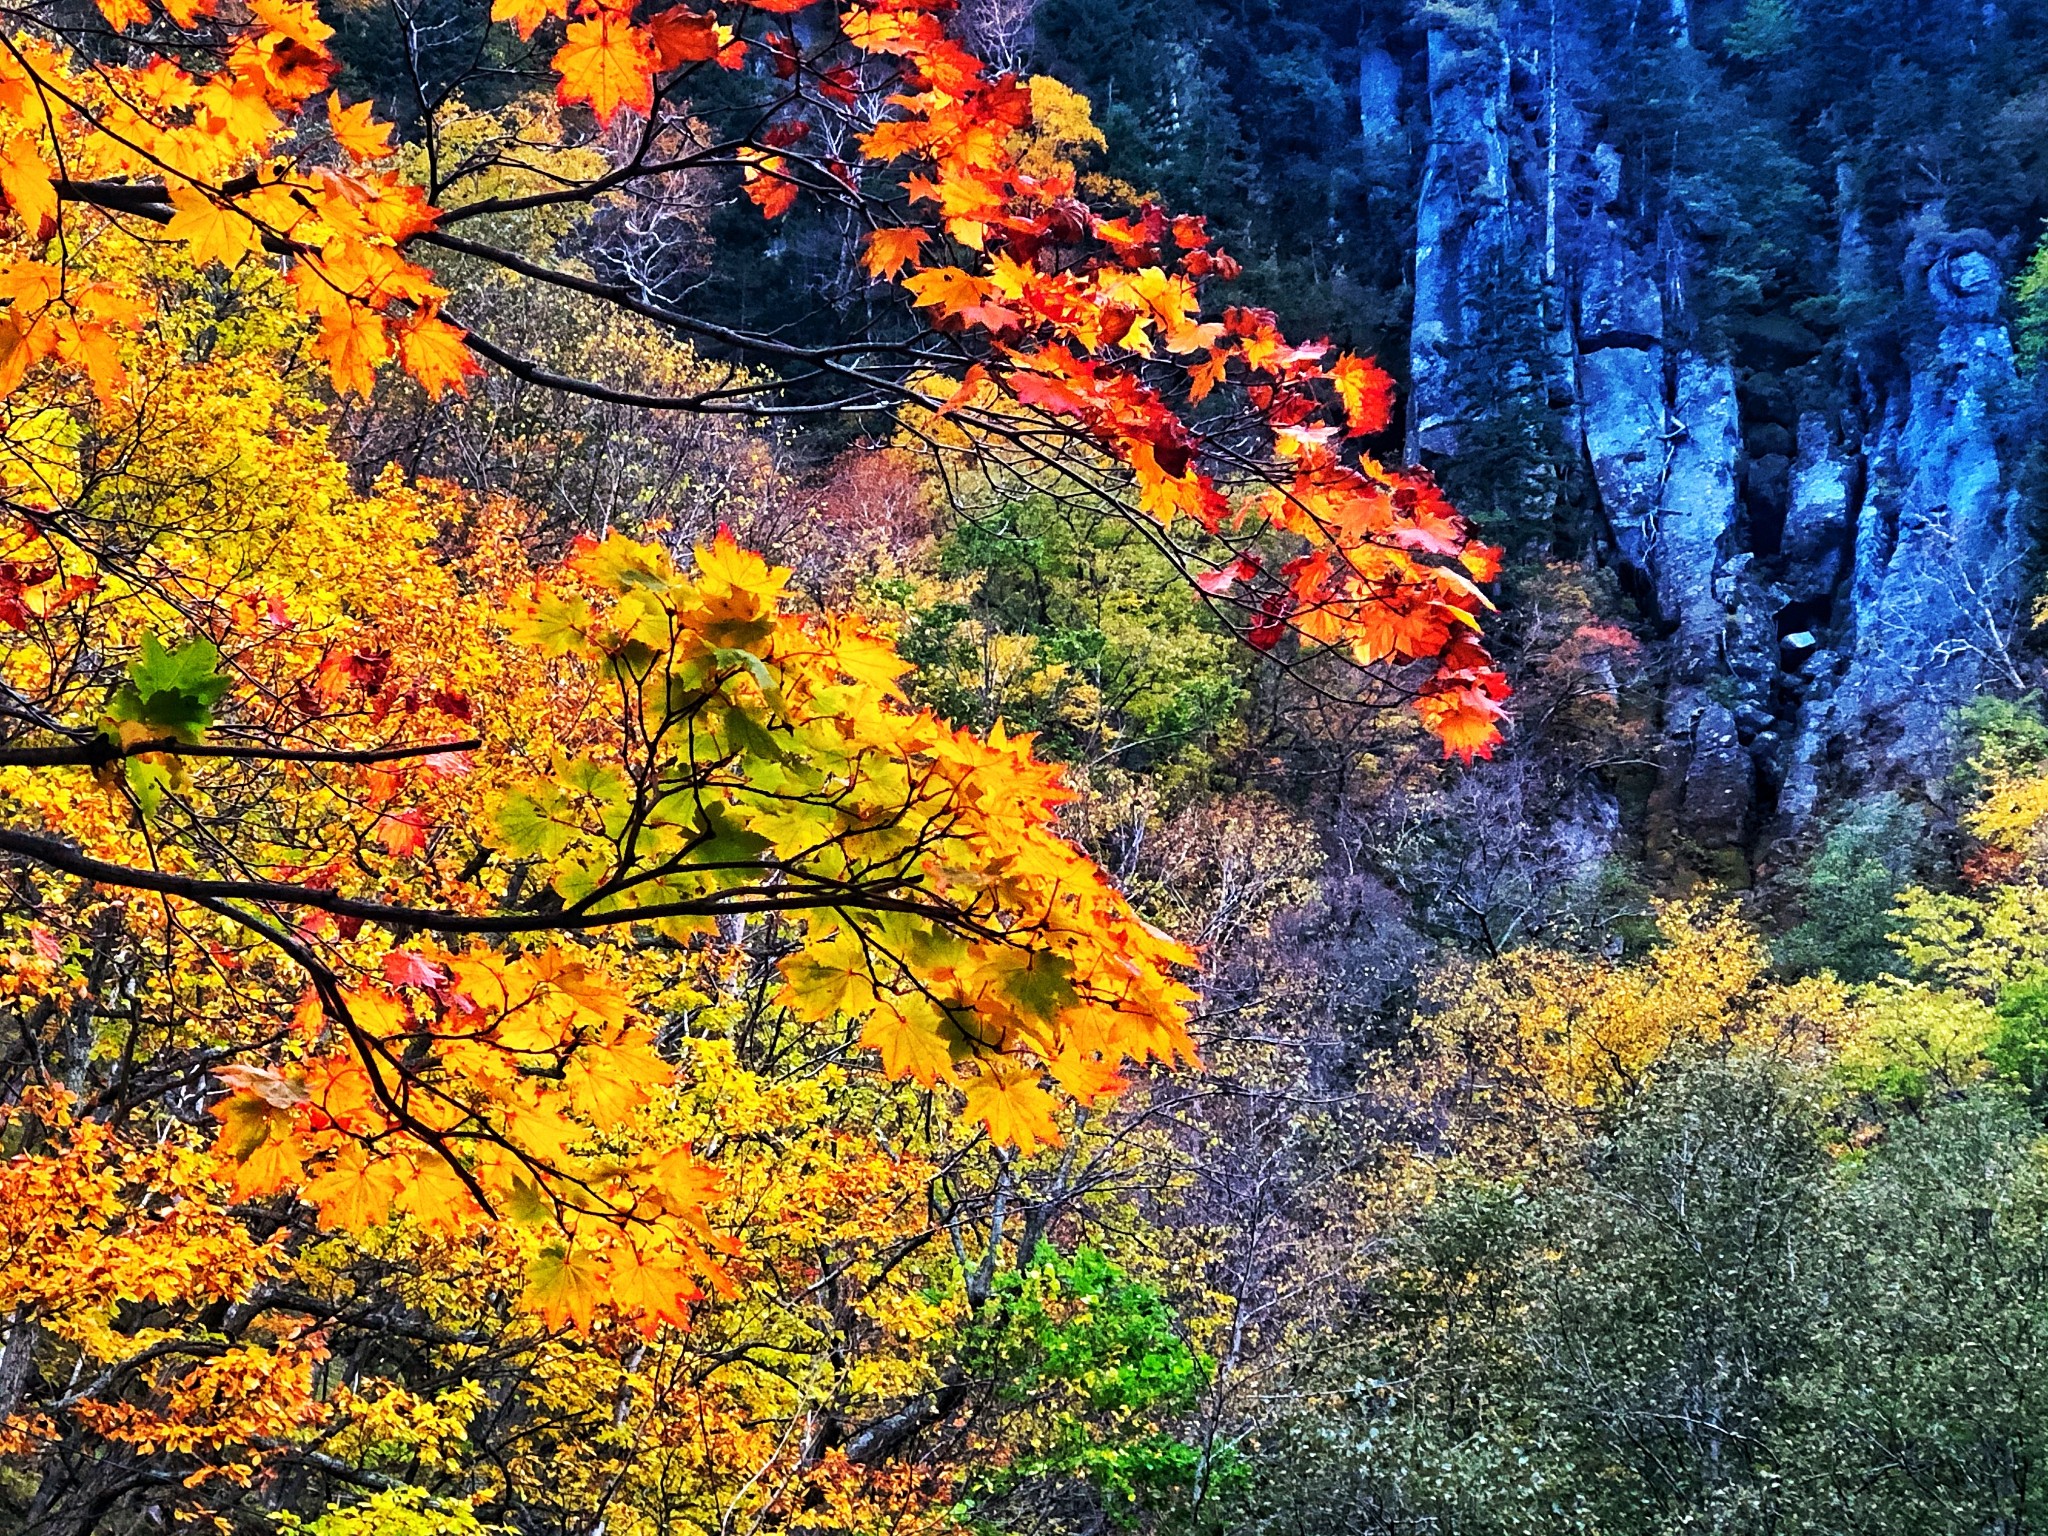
[0, 0, 1507, 757]
[851, 23, 1509, 753]
[168, 518, 1202, 1322]
[0, 1093, 326, 1473]
[0, 0, 471, 402]
[212, 945, 733, 1334]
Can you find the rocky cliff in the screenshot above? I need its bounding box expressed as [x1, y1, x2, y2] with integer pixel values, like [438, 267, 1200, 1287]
[1401, 0, 2040, 870]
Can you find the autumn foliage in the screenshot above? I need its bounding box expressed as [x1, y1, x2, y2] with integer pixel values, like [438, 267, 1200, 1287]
[0, 0, 1505, 757]
[0, 0, 1506, 1523]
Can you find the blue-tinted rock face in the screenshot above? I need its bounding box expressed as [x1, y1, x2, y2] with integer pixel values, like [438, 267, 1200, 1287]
[1781, 237, 2030, 816]
[1783, 416, 1852, 604]
[1408, 24, 1515, 460]
[1656, 355, 1743, 679]
[1404, 7, 2034, 848]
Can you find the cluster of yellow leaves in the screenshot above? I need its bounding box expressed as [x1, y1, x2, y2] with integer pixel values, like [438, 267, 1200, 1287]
[0, 1096, 282, 1363]
[3, 268, 1193, 1345]
[255, 1041, 974, 1533]
[1426, 904, 1852, 1161]
[0, 270, 491, 877]
[1891, 747, 2048, 1000]
[493, 527, 1199, 1151]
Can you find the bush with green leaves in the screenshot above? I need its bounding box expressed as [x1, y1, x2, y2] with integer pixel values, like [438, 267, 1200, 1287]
[1774, 792, 1925, 982]
[960, 1244, 1236, 1529]
[897, 495, 1248, 785]
[1988, 971, 2048, 1106]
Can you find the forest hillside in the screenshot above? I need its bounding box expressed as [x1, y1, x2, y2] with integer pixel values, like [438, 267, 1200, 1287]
[3, 0, 2048, 1533]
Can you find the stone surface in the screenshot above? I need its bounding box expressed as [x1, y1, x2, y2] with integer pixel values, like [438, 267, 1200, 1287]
[1400, 8, 2035, 851]
[1780, 231, 2029, 818]
[1782, 413, 1855, 603]
[1579, 218, 1663, 347]
[1409, 24, 1515, 459]
[1656, 355, 1742, 676]
[1580, 345, 1664, 573]
[1672, 689, 1755, 850]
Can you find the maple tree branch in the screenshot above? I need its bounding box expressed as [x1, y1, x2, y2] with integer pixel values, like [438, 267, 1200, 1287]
[55, 1338, 230, 1410]
[182, 889, 516, 1219]
[51, 177, 177, 216]
[0, 825, 1007, 940]
[433, 140, 749, 225]
[410, 227, 943, 370]
[0, 736, 479, 768]
[457, 329, 895, 416]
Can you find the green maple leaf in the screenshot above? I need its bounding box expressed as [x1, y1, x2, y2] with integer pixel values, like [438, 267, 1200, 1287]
[105, 634, 231, 741]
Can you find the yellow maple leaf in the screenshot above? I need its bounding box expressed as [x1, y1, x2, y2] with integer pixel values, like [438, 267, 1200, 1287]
[167, 178, 262, 268]
[902, 265, 990, 317]
[693, 525, 789, 601]
[302, 1146, 405, 1230]
[822, 616, 911, 698]
[780, 933, 880, 1021]
[0, 134, 56, 235]
[523, 1244, 604, 1330]
[862, 1001, 957, 1088]
[563, 1035, 673, 1121]
[961, 1059, 1061, 1151]
[862, 225, 929, 280]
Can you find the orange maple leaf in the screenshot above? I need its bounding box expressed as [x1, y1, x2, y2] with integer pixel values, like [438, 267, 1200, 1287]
[489, 0, 566, 38]
[862, 225, 929, 280]
[310, 304, 389, 398]
[397, 309, 482, 399]
[326, 93, 394, 161]
[605, 1242, 700, 1336]
[643, 4, 720, 66]
[1417, 683, 1507, 764]
[372, 808, 428, 858]
[1330, 353, 1394, 437]
[741, 154, 797, 218]
[92, 0, 151, 31]
[553, 11, 655, 125]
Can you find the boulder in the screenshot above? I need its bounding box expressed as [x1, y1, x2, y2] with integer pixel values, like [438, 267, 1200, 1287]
[1672, 689, 1755, 850]
[1782, 413, 1854, 602]
[1580, 346, 1665, 573]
